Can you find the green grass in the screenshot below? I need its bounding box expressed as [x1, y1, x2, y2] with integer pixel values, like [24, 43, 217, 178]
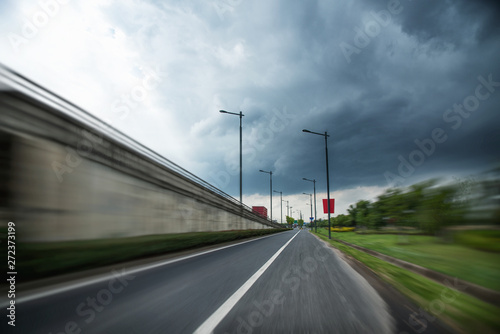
[321, 229, 500, 292]
[355, 229, 426, 235]
[7, 229, 288, 282]
[454, 230, 500, 252]
[313, 230, 500, 334]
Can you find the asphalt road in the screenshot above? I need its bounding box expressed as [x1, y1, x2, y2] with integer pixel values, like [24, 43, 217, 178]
[10, 229, 398, 333]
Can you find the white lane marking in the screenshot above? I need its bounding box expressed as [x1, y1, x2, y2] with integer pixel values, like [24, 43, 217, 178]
[193, 230, 301, 334]
[10, 231, 290, 306]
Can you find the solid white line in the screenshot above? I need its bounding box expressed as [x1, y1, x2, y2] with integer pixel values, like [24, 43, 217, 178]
[193, 230, 301, 334]
[10, 231, 288, 306]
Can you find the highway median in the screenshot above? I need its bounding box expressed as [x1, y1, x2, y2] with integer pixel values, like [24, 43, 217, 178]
[6, 228, 289, 284]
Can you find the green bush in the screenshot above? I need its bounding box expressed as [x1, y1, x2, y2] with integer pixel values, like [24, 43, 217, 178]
[454, 230, 500, 252]
[330, 227, 356, 232]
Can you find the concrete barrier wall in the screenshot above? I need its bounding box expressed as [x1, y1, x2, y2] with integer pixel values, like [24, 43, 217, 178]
[0, 90, 279, 242]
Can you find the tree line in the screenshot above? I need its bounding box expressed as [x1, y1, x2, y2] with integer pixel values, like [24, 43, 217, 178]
[313, 167, 500, 234]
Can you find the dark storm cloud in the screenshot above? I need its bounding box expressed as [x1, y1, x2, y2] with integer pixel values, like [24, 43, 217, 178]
[4, 0, 498, 211]
[206, 0, 500, 197]
[392, 0, 500, 46]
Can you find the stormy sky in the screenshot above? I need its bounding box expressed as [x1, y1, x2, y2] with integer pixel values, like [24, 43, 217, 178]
[1, 0, 499, 219]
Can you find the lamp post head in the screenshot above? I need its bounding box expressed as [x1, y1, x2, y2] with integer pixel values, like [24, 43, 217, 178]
[303, 129, 329, 137]
[219, 109, 244, 117]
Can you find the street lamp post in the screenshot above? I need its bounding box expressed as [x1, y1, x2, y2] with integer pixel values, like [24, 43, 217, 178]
[219, 110, 244, 204]
[303, 192, 312, 230]
[303, 178, 317, 232]
[259, 169, 273, 222]
[303, 129, 332, 239]
[274, 190, 283, 225]
[282, 199, 289, 227]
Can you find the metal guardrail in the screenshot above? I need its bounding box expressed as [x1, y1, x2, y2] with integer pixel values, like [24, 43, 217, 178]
[0, 64, 281, 228]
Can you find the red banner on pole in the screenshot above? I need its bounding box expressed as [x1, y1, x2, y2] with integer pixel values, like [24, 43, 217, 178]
[322, 199, 335, 213]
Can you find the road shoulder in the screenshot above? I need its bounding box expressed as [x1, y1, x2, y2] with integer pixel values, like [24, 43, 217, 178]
[311, 231, 456, 334]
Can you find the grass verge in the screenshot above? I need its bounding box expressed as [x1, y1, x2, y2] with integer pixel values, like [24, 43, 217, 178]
[453, 230, 500, 253]
[355, 229, 427, 235]
[323, 230, 500, 291]
[10, 229, 288, 283]
[314, 229, 500, 334]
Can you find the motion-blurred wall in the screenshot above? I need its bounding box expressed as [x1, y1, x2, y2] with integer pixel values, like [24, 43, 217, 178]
[0, 89, 277, 242]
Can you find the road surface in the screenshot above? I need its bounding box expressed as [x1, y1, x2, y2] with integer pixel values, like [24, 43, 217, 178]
[12, 229, 398, 333]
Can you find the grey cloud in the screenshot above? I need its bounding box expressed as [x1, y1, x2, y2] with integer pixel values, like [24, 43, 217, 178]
[2, 0, 498, 202]
[389, 0, 500, 46]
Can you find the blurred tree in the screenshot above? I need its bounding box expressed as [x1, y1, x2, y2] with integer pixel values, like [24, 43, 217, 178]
[366, 208, 383, 230]
[347, 204, 358, 226]
[341, 173, 499, 237]
[354, 200, 372, 228]
[416, 184, 462, 237]
[474, 166, 500, 225]
[316, 219, 328, 227]
[400, 180, 437, 228]
[334, 214, 351, 227]
[377, 188, 406, 226]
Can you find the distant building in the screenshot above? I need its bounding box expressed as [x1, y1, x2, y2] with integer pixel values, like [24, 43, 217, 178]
[252, 206, 268, 219]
